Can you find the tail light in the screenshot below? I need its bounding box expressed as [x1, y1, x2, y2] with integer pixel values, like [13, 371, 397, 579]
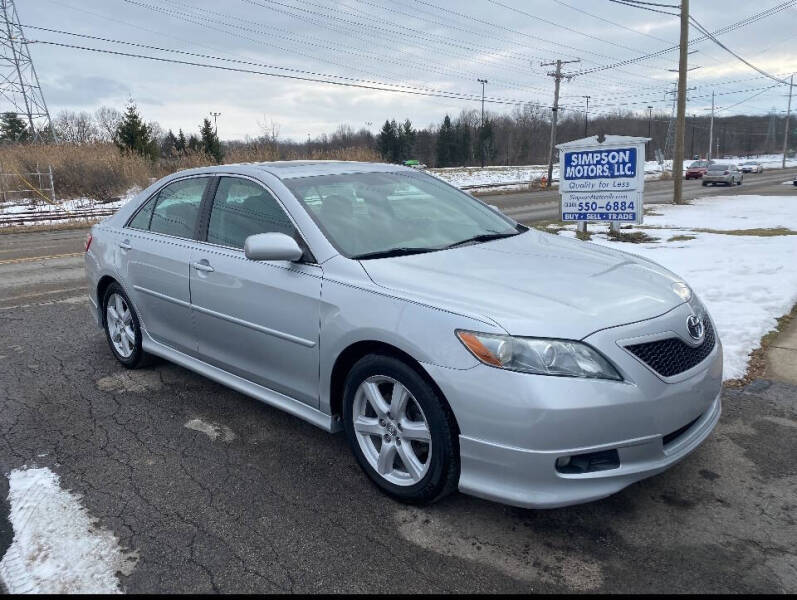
[85, 232, 93, 252]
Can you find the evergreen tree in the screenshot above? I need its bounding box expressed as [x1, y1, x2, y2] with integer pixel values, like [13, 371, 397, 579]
[199, 118, 223, 162]
[398, 119, 416, 161]
[161, 129, 178, 156]
[436, 115, 455, 167]
[0, 112, 29, 142]
[114, 102, 158, 159]
[187, 134, 202, 152]
[377, 119, 397, 162]
[175, 129, 187, 153]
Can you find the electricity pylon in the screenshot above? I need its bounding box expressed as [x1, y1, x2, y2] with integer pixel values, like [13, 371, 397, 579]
[0, 0, 55, 141]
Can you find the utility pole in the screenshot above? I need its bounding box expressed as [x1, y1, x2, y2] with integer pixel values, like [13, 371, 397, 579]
[783, 74, 793, 169]
[210, 111, 221, 135]
[477, 78, 488, 168]
[672, 0, 689, 205]
[707, 90, 715, 161]
[0, 0, 55, 141]
[583, 95, 591, 137]
[542, 58, 580, 188]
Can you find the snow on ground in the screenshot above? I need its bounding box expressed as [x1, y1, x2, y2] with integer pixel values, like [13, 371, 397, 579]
[0, 188, 138, 228]
[0, 467, 138, 594]
[553, 195, 797, 380]
[426, 165, 553, 189]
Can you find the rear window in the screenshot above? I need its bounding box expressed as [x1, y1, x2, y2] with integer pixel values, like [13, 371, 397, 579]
[708, 164, 729, 171]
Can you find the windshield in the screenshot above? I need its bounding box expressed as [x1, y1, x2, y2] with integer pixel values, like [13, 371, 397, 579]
[284, 170, 521, 259]
[689, 161, 709, 168]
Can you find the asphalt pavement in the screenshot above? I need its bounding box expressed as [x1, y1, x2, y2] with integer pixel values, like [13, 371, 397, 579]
[1, 181, 796, 593]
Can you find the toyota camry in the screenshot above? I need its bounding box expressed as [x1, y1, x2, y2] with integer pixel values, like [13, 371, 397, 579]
[85, 162, 722, 508]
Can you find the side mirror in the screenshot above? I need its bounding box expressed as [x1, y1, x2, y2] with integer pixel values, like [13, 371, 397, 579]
[244, 233, 303, 262]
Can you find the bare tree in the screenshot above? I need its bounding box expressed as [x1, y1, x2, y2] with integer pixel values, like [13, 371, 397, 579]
[53, 110, 100, 144]
[94, 106, 123, 142]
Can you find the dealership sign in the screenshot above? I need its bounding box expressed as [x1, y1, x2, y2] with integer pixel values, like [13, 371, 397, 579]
[556, 135, 649, 224]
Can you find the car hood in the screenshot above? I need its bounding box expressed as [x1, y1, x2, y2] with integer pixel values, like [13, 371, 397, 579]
[360, 230, 686, 339]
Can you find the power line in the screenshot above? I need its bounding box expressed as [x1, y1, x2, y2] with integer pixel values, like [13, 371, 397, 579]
[571, 0, 796, 76]
[689, 16, 793, 85]
[607, 0, 680, 17]
[29, 39, 545, 106]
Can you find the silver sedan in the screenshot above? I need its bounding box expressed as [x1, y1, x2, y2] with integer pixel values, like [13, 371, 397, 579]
[702, 163, 743, 186]
[85, 162, 722, 508]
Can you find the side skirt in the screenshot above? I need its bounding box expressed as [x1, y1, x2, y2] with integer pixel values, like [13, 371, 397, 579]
[141, 332, 341, 433]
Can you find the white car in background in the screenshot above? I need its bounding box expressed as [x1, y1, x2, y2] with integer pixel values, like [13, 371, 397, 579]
[739, 161, 763, 174]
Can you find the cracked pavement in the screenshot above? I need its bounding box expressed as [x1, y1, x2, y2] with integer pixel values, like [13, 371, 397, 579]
[0, 228, 795, 593]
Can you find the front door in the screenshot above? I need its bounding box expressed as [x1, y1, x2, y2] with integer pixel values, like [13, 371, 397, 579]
[189, 176, 322, 407]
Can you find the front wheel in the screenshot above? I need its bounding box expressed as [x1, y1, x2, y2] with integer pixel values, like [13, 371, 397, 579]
[343, 355, 459, 505]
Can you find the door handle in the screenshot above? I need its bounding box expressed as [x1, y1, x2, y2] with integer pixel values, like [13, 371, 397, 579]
[191, 261, 215, 273]
[119, 240, 132, 250]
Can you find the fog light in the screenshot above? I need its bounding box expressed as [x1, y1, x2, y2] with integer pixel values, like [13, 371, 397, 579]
[555, 456, 571, 469]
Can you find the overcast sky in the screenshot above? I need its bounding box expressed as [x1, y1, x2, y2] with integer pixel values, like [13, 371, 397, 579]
[19, 0, 797, 140]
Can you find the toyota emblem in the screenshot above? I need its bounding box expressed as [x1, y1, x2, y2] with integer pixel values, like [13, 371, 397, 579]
[687, 314, 705, 341]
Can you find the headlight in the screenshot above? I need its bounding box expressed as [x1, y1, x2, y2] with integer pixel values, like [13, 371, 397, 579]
[456, 330, 622, 380]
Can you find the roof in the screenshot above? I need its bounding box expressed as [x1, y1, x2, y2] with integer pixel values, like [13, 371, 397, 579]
[179, 160, 409, 180]
[556, 135, 651, 150]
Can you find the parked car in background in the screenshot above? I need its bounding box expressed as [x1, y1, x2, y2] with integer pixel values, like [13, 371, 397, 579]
[85, 161, 722, 509]
[685, 160, 712, 179]
[793, 173, 797, 186]
[702, 163, 743, 186]
[739, 161, 763, 173]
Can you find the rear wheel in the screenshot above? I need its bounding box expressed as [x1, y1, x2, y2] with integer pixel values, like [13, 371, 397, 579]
[702, 181, 708, 186]
[343, 354, 459, 505]
[102, 283, 151, 368]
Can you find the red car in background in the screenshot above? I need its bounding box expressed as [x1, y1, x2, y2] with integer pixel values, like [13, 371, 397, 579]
[685, 160, 713, 179]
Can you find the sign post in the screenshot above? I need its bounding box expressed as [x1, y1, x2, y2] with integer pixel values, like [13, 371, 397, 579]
[556, 135, 650, 232]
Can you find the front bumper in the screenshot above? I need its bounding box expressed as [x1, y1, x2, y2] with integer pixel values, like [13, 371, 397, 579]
[422, 302, 723, 509]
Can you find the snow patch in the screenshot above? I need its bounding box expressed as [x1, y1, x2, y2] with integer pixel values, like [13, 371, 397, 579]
[556, 195, 797, 380]
[184, 418, 236, 442]
[0, 467, 138, 594]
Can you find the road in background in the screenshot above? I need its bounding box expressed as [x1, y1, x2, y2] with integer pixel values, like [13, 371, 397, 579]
[479, 167, 797, 223]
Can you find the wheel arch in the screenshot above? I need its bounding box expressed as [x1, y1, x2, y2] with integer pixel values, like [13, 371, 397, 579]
[329, 340, 460, 437]
[96, 274, 119, 323]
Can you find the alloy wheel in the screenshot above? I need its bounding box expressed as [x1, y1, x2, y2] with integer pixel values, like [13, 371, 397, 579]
[352, 375, 432, 486]
[106, 292, 135, 358]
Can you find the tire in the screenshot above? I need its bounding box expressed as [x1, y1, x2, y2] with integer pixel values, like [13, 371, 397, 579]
[102, 282, 151, 369]
[343, 354, 459, 505]
[702, 181, 708, 186]
[737, 177, 742, 186]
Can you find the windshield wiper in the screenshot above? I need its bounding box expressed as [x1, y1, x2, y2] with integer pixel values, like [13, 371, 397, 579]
[352, 247, 439, 260]
[444, 230, 520, 249]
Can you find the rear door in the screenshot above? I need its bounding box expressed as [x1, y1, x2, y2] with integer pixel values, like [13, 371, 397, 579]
[189, 176, 323, 407]
[122, 175, 211, 355]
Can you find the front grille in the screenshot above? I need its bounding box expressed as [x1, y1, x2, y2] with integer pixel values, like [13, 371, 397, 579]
[625, 318, 716, 377]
